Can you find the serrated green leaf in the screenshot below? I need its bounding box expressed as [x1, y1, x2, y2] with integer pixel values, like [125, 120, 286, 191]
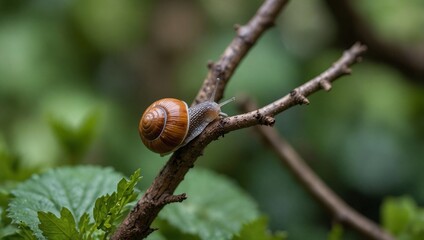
[77, 212, 90, 237]
[93, 193, 116, 230]
[117, 169, 141, 200]
[381, 196, 416, 235]
[233, 217, 286, 240]
[92, 169, 141, 236]
[159, 168, 259, 240]
[8, 166, 123, 239]
[38, 207, 79, 240]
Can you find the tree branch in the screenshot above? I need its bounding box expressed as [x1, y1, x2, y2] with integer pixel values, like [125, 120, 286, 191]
[113, 38, 366, 238]
[112, 0, 289, 239]
[239, 98, 394, 240]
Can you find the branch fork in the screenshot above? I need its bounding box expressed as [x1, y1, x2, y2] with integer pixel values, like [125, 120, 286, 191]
[112, 0, 388, 239]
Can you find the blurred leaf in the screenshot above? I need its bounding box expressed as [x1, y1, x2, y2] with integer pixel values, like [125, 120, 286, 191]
[38, 207, 79, 240]
[8, 166, 123, 239]
[0, 139, 39, 183]
[198, 0, 254, 26]
[145, 230, 167, 240]
[355, 0, 424, 42]
[159, 168, 259, 240]
[0, 14, 83, 101]
[406, 210, 424, 240]
[327, 224, 343, 240]
[153, 218, 200, 240]
[0, 206, 18, 239]
[279, 0, 335, 57]
[49, 110, 100, 164]
[0, 225, 18, 239]
[0, 148, 20, 182]
[0, 18, 53, 97]
[72, 0, 147, 52]
[233, 217, 286, 240]
[380, 197, 424, 240]
[11, 118, 60, 168]
[381, 196, 416, 235]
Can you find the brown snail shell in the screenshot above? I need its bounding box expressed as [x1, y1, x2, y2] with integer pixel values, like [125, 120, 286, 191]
[139, 98, 189, 154]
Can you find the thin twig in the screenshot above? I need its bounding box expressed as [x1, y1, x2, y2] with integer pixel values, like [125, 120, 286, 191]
[240, 98, 394, 240]
[112, 1, 289, 239]
[210, 42, 367, 134]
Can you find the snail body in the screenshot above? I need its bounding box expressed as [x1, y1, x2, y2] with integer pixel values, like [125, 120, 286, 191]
[139, 85, 233, 156]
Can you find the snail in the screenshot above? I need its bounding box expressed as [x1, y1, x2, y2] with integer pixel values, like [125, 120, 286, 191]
[139, 80, 234, 156]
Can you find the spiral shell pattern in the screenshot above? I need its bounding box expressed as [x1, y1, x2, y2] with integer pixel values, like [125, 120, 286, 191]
[139, 98, 189, 154]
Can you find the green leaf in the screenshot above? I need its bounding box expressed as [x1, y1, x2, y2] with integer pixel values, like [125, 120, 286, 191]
[408, 210, 424, 240]
[327, 224, 343, 240]
[92, 169, 141, 236]
[38, 207, 79, 240]
[0, 226, 18, 239]
[1, 206, 18, 238]
[381, 196, 424, 240]
[158, 168, 259, 240]
[145, 229, 167, 240]
[233, 217, 286, 240]
[153, 218, 199, 240]
[0, 142, 37, 183]
[8, 166, 123, 239]
[49, 110, 100, 163]
[381, 196, 416, 235]
[77, 213, 90, 236]
[18, 224, 38, 240]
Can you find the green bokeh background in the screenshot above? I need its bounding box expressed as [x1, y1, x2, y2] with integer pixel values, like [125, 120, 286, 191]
[1, 0, 423, 239]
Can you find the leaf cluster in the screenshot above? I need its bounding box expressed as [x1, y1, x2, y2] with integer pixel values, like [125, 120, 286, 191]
[381, 196, 424, 240]
[38, 169, 141, 240]
[4, 166, 284, 240]
[7, 167, 141, 240]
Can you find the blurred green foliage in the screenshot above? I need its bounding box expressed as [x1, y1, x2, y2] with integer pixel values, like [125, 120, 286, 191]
[157, 169, 260, 240]
[381, 196, 424, 239]
[327, 224, 343, 240]
[0, 0, 423, 239]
